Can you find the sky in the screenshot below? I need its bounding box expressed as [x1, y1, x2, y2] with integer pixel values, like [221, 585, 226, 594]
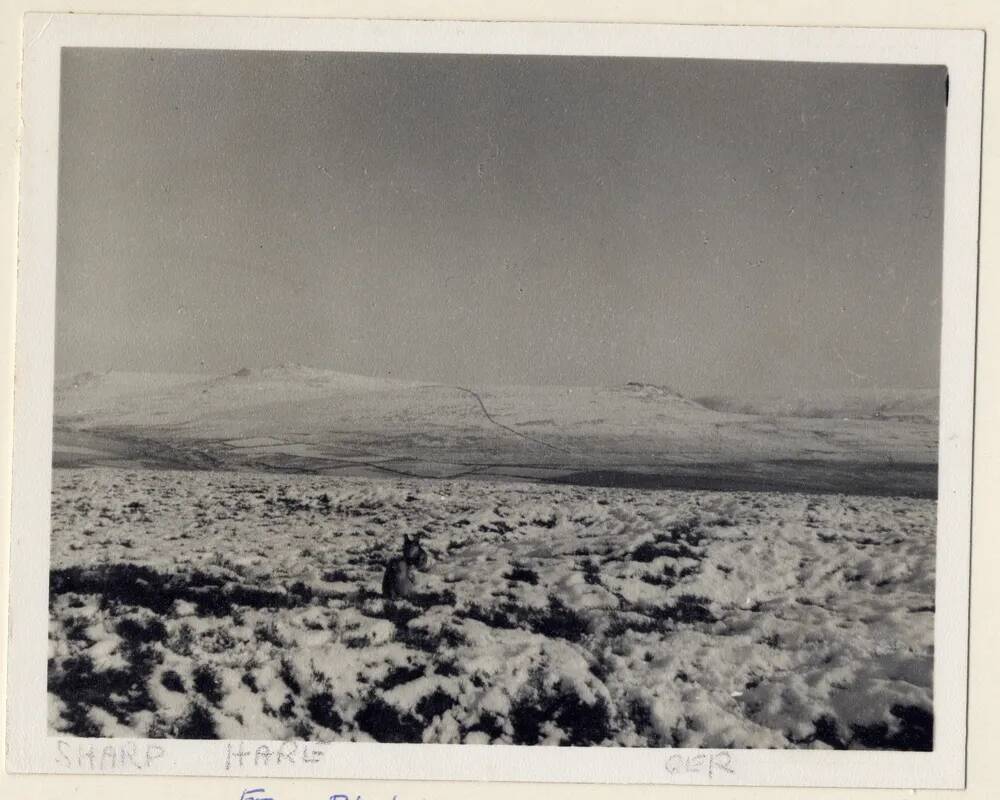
[55, 49, 947, 396]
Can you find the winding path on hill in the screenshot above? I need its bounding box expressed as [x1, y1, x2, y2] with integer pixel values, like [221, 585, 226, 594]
[427, 384, 574, 455]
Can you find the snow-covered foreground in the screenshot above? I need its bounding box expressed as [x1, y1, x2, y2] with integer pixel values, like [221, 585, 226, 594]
[49, 467, 935, 749]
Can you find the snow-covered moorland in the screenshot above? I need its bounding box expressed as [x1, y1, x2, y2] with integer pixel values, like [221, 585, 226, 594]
[48, 467, 934, 749]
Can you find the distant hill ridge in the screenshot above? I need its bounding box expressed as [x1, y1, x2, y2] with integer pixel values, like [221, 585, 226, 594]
[51, 366, 939, 494]
[54, 367, 937, 421]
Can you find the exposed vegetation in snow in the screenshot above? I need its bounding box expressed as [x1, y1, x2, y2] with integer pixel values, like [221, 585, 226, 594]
[49, 468, 934, 749]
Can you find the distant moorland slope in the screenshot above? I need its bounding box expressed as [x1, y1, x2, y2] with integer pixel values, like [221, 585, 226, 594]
[52, 366, 938, 496]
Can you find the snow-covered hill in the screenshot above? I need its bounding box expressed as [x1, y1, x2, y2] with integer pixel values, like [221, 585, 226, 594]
[694, 388, 939, 421]
[52, 367, 938, 496]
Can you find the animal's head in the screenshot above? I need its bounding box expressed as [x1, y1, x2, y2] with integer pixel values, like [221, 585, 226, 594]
[402, 534, 429, 567]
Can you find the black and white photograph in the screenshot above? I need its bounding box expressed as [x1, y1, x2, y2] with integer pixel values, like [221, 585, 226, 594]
[5, 13, 984, 789]
[44, 45, 948, 749]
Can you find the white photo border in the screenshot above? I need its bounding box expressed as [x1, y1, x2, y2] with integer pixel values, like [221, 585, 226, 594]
[7, 13, 984, 789]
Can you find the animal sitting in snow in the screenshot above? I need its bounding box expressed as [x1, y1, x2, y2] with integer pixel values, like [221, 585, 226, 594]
[381, 534, 430, 600]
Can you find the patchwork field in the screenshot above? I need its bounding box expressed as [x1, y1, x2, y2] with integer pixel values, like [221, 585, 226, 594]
[48, 467, 935, 749]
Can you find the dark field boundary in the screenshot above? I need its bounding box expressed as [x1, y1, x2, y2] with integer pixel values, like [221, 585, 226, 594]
[53, 427, 937, 498]
[547, 461, 937, 499]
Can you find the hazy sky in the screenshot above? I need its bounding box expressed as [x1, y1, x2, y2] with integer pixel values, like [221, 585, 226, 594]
[56, 49, 946, 395]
